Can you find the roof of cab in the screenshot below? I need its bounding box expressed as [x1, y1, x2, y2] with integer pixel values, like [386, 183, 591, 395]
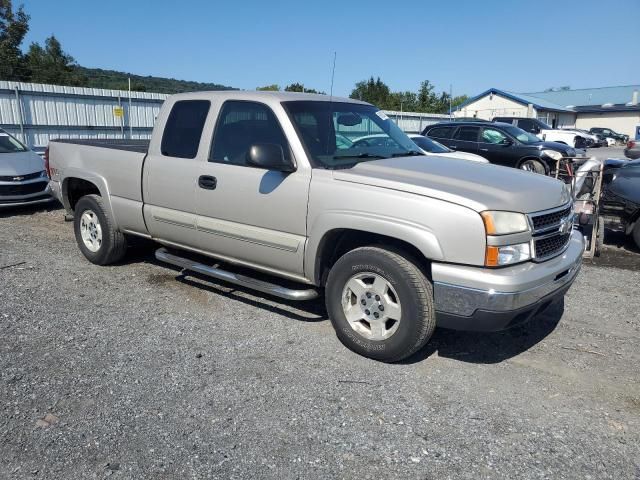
[167, 90, 371, 106]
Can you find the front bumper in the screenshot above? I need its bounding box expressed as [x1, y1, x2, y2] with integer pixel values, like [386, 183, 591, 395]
[0, 180, 54, 208]
[433, 229, 584, 331]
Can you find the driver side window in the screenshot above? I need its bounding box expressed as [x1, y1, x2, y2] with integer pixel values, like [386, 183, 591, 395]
[210, 101, 291, 166]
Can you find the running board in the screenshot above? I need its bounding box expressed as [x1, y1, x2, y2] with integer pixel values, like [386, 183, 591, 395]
[154, 248, 319, 301]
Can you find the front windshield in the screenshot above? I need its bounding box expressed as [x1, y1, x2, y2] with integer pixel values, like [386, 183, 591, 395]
[0, 132, 28, 153]
[282, 101, 423, 168]
[410, 135, 451, 154]
[503, 126, 541, 144]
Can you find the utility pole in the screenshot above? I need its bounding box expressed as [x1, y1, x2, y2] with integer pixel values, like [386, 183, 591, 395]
[128, 77, 133, 139]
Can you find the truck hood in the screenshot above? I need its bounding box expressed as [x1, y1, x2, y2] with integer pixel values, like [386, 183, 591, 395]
[332, 155, 571, 213]
[0, 151, 45, 176]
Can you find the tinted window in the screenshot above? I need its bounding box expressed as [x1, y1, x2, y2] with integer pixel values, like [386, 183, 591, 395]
[210, 101, 291, 166]
[481, 128, 508, 144]
[161, 100, 210, 159]
[427, 126, 454, 139]
[453, 126, 480, 142]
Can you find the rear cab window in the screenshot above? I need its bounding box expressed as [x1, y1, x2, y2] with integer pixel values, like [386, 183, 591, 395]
[161, 100, 211, 159]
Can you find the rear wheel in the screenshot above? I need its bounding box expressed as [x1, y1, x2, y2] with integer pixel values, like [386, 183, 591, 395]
[74, 194, 127, 265]
[325, 246, 435, 362]
[519, 158, 547, 175]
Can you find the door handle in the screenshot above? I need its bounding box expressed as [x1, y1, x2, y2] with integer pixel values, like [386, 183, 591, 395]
[449, 145, 457, 150]
[198, 175, 217, 190]
[480, 148, 489, 152]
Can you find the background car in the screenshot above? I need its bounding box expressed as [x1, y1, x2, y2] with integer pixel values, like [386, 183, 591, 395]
[422, 121, 581, 175]
[0, 129, 53, 208]
[493, 116, 591, 149]
[589, 127, 629, 144]
[560, 127, 603, 147]
[407, 134, 488, 163]
[600, 159, 640, 249]
[625, 140, 640, 160]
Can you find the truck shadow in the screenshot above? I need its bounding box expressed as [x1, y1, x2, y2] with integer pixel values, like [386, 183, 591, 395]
[403, 300, 564, 365]
[0, 201, 62, 218]
[132, 246, 564, 364]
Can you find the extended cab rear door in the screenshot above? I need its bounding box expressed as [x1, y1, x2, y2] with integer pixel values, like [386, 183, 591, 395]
[143, 98, 212, 248]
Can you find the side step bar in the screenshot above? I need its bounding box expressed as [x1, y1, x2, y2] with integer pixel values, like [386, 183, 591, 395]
[155, 248, 319, 301]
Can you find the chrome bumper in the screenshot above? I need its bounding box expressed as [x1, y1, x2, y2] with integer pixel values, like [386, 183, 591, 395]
[433, 229, 584, 330]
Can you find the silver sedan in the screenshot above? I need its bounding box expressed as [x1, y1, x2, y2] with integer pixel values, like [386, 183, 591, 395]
[0, 130, 54, 208]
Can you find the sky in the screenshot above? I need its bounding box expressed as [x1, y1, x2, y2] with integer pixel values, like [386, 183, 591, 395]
[18, 0, 640, 99]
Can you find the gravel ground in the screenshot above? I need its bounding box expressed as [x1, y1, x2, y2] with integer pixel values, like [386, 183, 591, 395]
[1, 206, 639, 480]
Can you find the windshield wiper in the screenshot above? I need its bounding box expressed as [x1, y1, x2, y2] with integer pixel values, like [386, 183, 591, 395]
[390, 150, 425, 157]
[332, 153, 387, 160]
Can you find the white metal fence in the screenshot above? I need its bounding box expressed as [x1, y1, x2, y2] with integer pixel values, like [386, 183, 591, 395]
[0, 81, 450, 152]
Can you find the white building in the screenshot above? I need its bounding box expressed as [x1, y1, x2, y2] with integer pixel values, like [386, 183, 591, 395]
[455, 85, 640, 138]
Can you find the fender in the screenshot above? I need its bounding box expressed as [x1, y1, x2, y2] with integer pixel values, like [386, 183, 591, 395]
[304, 210, 445, 283]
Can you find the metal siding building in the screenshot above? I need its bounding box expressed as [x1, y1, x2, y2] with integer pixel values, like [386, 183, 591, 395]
[0, 81, 168, 151]
[0, 81, 449, 151]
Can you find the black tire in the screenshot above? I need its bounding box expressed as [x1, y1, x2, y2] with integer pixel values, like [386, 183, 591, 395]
[325, 246, 436, 362]
[633, 221, 640, 251]
[519, 158, 548, 175]
[74, 194, 127, 265]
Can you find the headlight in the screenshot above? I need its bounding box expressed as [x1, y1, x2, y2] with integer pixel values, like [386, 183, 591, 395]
[485, 242, 531, 267]
[480, 211, 529, 235]
[542, 149, 563, 161]
[39, 170, 47, 178]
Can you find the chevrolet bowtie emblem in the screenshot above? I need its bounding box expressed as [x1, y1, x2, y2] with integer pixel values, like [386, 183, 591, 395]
[13, 176, 25, 181]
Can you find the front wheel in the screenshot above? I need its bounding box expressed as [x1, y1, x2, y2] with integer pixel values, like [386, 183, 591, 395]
[325, 246, 436, 362]
[74, 194, 127, 265]
[633, 221, 640, 251]
[519, 158, 547, 175]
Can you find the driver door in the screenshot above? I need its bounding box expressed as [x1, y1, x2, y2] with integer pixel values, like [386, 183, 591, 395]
[194, 100, 311, 280]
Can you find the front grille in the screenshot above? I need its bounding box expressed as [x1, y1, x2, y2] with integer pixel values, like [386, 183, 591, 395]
[0, 171, 43, 182]
[529, 203, 573, 261]
[0, 181, 48, 196]
[531, 205, 572, 231]
[535, 233, 570, 259]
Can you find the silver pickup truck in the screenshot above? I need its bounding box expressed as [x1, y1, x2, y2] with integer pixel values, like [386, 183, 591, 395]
[47, 91, 583, 362]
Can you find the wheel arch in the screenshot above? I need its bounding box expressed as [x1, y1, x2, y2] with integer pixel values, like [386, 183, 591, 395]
[61, 172, 118, 229]
[309, 228, 437, 287]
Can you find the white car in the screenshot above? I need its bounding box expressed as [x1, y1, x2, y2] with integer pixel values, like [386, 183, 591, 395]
[408, 135, 488, 162]
[351, 134, 488, 163]
[493, 117, 591, 149]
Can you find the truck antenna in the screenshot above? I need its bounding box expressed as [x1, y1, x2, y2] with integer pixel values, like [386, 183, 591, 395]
[329, 51, 337, 100]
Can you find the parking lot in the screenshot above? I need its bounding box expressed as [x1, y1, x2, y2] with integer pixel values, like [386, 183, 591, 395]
[1, 190, 639, 479]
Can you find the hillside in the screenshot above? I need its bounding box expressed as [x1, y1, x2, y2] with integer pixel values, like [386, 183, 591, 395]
[75, 66, 236, 93]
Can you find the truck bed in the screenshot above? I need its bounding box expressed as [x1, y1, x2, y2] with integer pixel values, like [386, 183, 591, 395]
[51, 139, 150, 154]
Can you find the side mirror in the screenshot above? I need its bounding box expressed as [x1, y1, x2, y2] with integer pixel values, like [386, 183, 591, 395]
[246, 143, 295, 172]
[501, 138, 514, 146]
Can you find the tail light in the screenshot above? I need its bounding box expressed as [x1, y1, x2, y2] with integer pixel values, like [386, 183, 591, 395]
[44, 146, 51, 178]
[628, 140, 636, 149]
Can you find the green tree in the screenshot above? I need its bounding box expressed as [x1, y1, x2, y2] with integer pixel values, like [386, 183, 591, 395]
[284, 82, 304, 92]
[350, 77, 392, 108]
[284, 82, 325, 94]
[26, 35, 86, 86]
[256, 84, 280, 91]
[0, 0, 30, 81]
